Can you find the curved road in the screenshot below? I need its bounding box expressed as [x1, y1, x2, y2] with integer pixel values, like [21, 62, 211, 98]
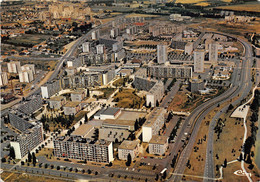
[169, 33, 253, 181]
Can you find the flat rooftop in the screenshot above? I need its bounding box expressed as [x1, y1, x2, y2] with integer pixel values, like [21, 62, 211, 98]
[118, 140, 139, 150]
[143, 107, 166, 127]
[71, 124, 94, 137]
[64, 101, 80, 107]
[49, 96, 65, 101]
[149, 135, 168, 145]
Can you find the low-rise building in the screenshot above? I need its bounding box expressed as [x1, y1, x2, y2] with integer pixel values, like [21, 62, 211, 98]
[118, 140, 140, 160]
[63, 102, 82, 115]
[48, 96, 66, 110]
[71, 89, 87, 102]
[189, 79, 205, 93]
[16, 95, 42, 115]
[148, 135, 168, 155]
[94, 107, 121, 120]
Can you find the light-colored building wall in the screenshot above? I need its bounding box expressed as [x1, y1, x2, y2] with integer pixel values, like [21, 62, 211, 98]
[0, 72, 8, 86]
[194, 50, 205, 73]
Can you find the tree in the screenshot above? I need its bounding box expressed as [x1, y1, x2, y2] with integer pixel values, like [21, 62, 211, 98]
[223, 158, 227, 168]
[156, 100, 159, 107]
[28, 152, 32, 163]
[9, 147, 16, 159]
[126, 153, 132, 166]
[216, 165, 219, 171]
[228, 104, 234, 111]
[32, 152, 37, 165]
[1, 158, 6, 163]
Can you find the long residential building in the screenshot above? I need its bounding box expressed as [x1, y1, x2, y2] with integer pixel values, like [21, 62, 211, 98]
[10, 122, 44, 159]
[148, 65, 192, 79]
[53, 137, 114, 163]
[16, 95, 42, 115]
[142, 107, 166, 142]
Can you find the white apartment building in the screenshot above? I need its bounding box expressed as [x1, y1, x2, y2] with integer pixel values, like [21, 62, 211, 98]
[118, 140, 140, 160]
[96, 44, 105, 54]
[19, 70, 34, 83]
[0, 72, 8, 86]
[149, 135, 168, 155]
[7, 61, 21, 73]
[82, 42, 90, 53]
[193, 49, 205, 73]
[142, 107, 166, 142]
[209, 42, 219, 62]
[157, 44, 167, 64]
[21, 64, 35, 74]
[146, 81, 164, 107]
[10, 123, 44, 159]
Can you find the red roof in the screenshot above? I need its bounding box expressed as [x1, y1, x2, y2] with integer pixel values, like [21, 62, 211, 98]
[134, 22, 145, 26]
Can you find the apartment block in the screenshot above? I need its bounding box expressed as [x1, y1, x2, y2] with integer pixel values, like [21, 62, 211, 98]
[209, 42, 219, 62]
[157, 44, 167, 64]
[0, 72, 8, 86]
[7, 61, 21, 73]
[193, 49, 205, 73]
[82, 42, 90, 53]
[21, 64, 35, 74]
[142, 107, 166, 142]
[41, 80, 61, 99]
[146, 81, 164, 107]
[148, 65, 192, 79]
[8, 112, 33, 132]
[48, 96, 66, 110]
[148, 135, 168, 155]
[53, 137, 113, 163]
[63, 102, 82, 115]
[19, 70, 34, 83]
[189, 79, 205, 93]
[70, 89, 87, 102]
[118, 140, 140, 160]
[16, 95, 42, 115]
[10, 122, 44, 159]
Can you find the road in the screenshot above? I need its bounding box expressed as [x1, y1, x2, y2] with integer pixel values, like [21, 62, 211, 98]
[168, 33, 253, 182]
[203, 35, 253, 182]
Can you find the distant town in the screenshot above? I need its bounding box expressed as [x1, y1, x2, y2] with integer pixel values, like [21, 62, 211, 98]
[1, 0, 260, 182]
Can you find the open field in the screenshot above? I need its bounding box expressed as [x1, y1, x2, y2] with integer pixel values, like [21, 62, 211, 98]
[4, 34, 51, 47]
[217, 3, 260, 13]
[174, 0, 232, 6]
[168, 91, 204, 112]
[113, 89, 145, 109]
[1, 171, 66, 182]
[113, 78, 126, 87]
[98, 88, 116, 99]
[188, 18, 260, 35]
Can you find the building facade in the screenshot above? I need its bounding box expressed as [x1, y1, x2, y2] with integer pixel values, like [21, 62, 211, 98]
[53, 137, 114, 163]
[10, 122, 44, 159]
[193, 50, 205, 73]
[157, 44, 167, 64]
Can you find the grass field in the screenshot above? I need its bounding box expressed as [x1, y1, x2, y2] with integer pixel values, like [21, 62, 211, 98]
[1, 171, 66, 182]
[5, 34, 51, 47]
[113, 78, 126, 87]
[217, 3, 260, 12]
[113, 89, 145, 109]
[98, 88, 116, 99]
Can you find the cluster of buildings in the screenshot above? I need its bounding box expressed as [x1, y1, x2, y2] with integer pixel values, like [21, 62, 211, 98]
[6, 61, 36, 83]
[51, 106, 169, 163]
